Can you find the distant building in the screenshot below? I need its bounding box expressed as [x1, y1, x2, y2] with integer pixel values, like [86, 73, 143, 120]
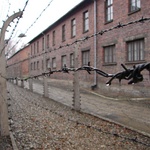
[7, 44, 30, 78]
[7, 0, 150, 97]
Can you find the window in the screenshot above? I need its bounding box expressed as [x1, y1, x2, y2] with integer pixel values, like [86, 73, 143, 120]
[52, 57, 56, 69]
[47, 34, 49, 49]
[42, 37, 44, 51]
[127, 39, 144, 62]
[83, 11, 89, 32]
[61, 55, 67, 68]
[34, 62, 36, 70]
[52, 31, 55, 46]
[71, 19, 76, 38]
[42, 60, 44, 70]
[70, 53, 74, 68]
[129, 0, 140, 12]
[37, 61, 39, 70]
[105, 0, 113, 22]
[62, 24, 66, 41]
[34, 43, 36, 54]
[46, 59, 51, 69]
[82, 50, 90, 65]
[104, 45, 116, 63]
[37, 41, 39, 53]
[31, 45, 33, 56]
[31, 63, 33, 70]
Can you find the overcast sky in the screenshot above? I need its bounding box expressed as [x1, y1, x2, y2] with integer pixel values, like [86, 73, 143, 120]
[0, 0, 82, 50]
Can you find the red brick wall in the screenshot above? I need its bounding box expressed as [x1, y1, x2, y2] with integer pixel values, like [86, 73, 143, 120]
[95, 0, 150, 97]
[30, 1, 95, 82]
[7, 45, 30, 78]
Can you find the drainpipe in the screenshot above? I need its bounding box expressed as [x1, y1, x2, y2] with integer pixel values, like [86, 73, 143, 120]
[92, 0, 97, 90]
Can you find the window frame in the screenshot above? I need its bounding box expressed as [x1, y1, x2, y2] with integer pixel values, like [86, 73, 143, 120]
[126, 38, 144, 62]
[31, 45, 33, 56]
[34, 43, 36, 54]
[61, 55, 67, 68]
[42, 60, 44, 70]
[82, 50, 90, 66]
[52, 30, 55, 46]
[62, 24, 66, 42]
[105, 0, 113, 23]
[34, 62, 36, 70]
[42, 37, 44, 51]
[37, 41, 39, 53]
[103, 44, 116, 64]
[52, 57, 56, 69]
[47, 34, 49, 49]
[83, 11, 89, 33]
[129, 0, 141, 14]
[71, 18, 76, 38]
[37, 61, 39, 70]
[46, 58, 51, 69]
[31, 63, 33, 70]
[70, 53, 75, 68]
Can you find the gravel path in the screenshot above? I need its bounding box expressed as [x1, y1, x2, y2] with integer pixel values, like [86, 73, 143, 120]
[0, 135, 13, 150]
[7, 83, 150, 150]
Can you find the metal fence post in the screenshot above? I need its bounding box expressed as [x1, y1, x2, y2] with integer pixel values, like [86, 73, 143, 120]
[73, 43, 81, 111]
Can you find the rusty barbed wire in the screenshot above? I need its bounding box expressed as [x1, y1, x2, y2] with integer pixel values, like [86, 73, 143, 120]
[7, 62, 150, 85]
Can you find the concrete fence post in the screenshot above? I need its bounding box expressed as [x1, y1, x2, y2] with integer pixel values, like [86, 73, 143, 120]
[73, 43, 81, 111]
[16, 78, 18, 85]
[21, 79, 24, 88]
[0, 11, 22, 136]
[13, 79, 15, 84]
[29, 79, 33, 92]
[43, 77, 49, 97]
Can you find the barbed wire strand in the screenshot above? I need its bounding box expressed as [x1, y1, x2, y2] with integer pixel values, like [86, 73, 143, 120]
[6, 0, 54, 56]
[0, 0, 30, 56]
[5, 0, 11, 21]
[4, 17, 150, 85]
[0, 0, 10, 27]
[6, 61, 150, 86]
[6, 16, 150, 64]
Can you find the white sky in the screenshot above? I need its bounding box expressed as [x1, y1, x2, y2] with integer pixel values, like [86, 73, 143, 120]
[0, 0, 82, 50]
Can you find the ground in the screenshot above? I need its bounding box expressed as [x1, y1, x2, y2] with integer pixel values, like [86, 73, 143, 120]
[5, 83, 150, 150]
[0, 135, 13, 150]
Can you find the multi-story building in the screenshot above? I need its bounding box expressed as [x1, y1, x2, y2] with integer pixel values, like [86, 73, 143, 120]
[7, 0, 150, 97]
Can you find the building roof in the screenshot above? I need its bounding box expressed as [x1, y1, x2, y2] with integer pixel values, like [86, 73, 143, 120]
[29, 0, 92, 43]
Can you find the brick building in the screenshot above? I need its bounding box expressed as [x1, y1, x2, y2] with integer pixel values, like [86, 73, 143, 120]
[7, 44, 30, 78]
[7, 0, 150, 97]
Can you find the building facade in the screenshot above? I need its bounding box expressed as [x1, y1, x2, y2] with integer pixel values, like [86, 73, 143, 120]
[7, 0, 150, 97]
[7, 44, 30, 78]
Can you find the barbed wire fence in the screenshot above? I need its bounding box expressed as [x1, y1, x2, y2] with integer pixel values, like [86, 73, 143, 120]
[5, 0, 54, 57]
[5, 14, 150, 141]
[6, 83, 150, 147]
[6, 16, 150, 85]
[6, 16, 150, 105]
[0, 0, 30, 57]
